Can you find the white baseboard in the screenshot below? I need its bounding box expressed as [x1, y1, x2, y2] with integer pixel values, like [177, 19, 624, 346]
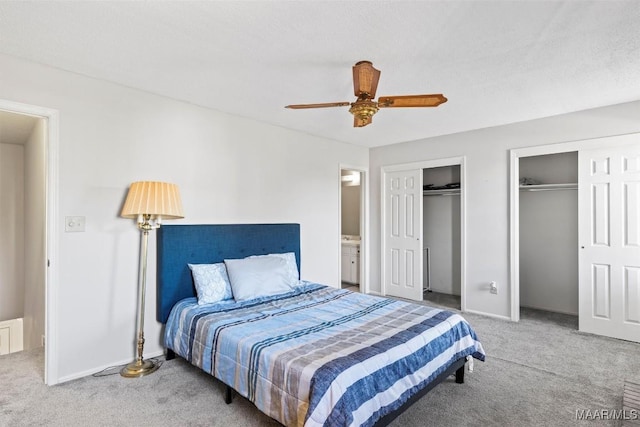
[463, 308, 513, 322]
[520, 304, 578, 316]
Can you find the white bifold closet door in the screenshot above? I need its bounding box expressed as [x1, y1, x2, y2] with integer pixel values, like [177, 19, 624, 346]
[384, 169, 423, 302]
[579, 145, 640, 343]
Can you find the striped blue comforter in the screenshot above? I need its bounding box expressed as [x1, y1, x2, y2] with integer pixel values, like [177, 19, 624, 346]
[164, 282, 485, 427]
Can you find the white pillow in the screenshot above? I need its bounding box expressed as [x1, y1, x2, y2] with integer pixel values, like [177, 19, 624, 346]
[224, 256, 294, 301]
[248, 252, 299, 285]
[188, 263, 234, 305]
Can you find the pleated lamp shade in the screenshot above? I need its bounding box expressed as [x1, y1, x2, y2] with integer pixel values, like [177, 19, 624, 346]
[121, 181, 184, 219]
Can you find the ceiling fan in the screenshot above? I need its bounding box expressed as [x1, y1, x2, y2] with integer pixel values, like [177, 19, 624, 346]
[285, 60, 447, 127]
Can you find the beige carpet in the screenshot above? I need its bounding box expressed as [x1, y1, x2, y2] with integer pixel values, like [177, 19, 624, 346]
[2, 304, 639, 427]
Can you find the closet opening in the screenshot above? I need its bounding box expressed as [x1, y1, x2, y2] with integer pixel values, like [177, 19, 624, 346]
[422, 165, 461, 311]
[518, 151, 578, 326]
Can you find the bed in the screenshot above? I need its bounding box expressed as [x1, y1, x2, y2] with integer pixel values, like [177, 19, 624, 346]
[157, 224, 485, 427]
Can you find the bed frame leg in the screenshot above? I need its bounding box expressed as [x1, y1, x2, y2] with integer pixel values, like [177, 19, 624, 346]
[225, 386, 233, 404]
[166, 349, 175, 360]
[455, 363, 465, 384]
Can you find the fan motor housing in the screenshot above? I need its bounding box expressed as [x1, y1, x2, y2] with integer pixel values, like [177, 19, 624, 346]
[349, 100, 379, 119]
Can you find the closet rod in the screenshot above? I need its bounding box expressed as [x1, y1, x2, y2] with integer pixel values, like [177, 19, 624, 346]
[520, 188, 577, 192]
[423, 191, 460, 196]
[519, 183, 577, 192]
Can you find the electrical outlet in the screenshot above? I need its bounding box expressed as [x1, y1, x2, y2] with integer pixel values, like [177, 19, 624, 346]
[490, 281, 498, 294]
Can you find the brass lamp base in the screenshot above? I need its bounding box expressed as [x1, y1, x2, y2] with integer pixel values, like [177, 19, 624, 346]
[120, 359, 159, 378]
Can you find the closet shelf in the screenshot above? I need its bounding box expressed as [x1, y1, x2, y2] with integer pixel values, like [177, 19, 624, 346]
[423, 189, 460, 196]
[519, 183, 577, 192]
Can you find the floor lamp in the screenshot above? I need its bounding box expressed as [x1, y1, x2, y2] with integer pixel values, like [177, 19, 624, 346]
[120, 181, 184, 378]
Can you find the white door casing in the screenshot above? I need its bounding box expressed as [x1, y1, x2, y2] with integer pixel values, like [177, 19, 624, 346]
[579, 145, 640, 343]
[341, 245, 351, 283]
[384, 169, 423, 301]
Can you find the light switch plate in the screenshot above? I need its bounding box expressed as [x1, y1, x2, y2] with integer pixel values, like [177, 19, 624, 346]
[65, 216, 86, 232]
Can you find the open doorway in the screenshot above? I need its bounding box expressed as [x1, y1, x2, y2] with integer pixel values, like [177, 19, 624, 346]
[0, 99, 58, 385]
[518, 152, 578, 322]
[511, 137, 640, 342]
[422, 165, 461, 311]
[0, 111, 46, 354]
[380, 156, 466, 311]
[340, 168, 364, 293]
[509, 145, 580, 322]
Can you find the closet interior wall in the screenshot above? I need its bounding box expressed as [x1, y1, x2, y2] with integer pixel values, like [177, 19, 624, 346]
[519, 152, 578, 315]
[0, 142, 25, 323]
[422, 165, 461, 296]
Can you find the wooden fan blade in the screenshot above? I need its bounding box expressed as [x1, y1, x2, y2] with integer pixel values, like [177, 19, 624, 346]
[353, 61, 380, 99]
[378, 94, 447, 108]
[353, 115, 372, 127]
[285, 102, 350, 109]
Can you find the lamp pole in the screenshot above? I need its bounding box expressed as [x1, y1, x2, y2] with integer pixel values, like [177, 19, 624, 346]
[121, 215, 159, 378]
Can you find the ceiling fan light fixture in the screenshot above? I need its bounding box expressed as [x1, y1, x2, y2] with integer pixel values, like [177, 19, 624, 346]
[285, 61, 446, 128]
[349, 100, 379, 127]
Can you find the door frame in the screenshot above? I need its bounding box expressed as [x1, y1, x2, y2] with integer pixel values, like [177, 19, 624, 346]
[509, 132, 640, 322]
[339, 164, 368, 293]
[381, 156, 467, 311]
[0, 99, 59, 385]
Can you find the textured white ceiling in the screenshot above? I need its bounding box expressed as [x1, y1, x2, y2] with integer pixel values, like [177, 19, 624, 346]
[1, 1, 639, 148]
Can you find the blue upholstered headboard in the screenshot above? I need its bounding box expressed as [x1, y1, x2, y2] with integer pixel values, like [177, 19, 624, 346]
[156, 223, 301, 323]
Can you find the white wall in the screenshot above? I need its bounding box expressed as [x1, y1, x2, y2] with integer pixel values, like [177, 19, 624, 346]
[0, 142, 24, 321]
[519, 190, 578, 314]
[519, 151, 578, 185]
[370, 100, 640, 319]
[0, 54, 368, 382]
[23, 118, 47, 349]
